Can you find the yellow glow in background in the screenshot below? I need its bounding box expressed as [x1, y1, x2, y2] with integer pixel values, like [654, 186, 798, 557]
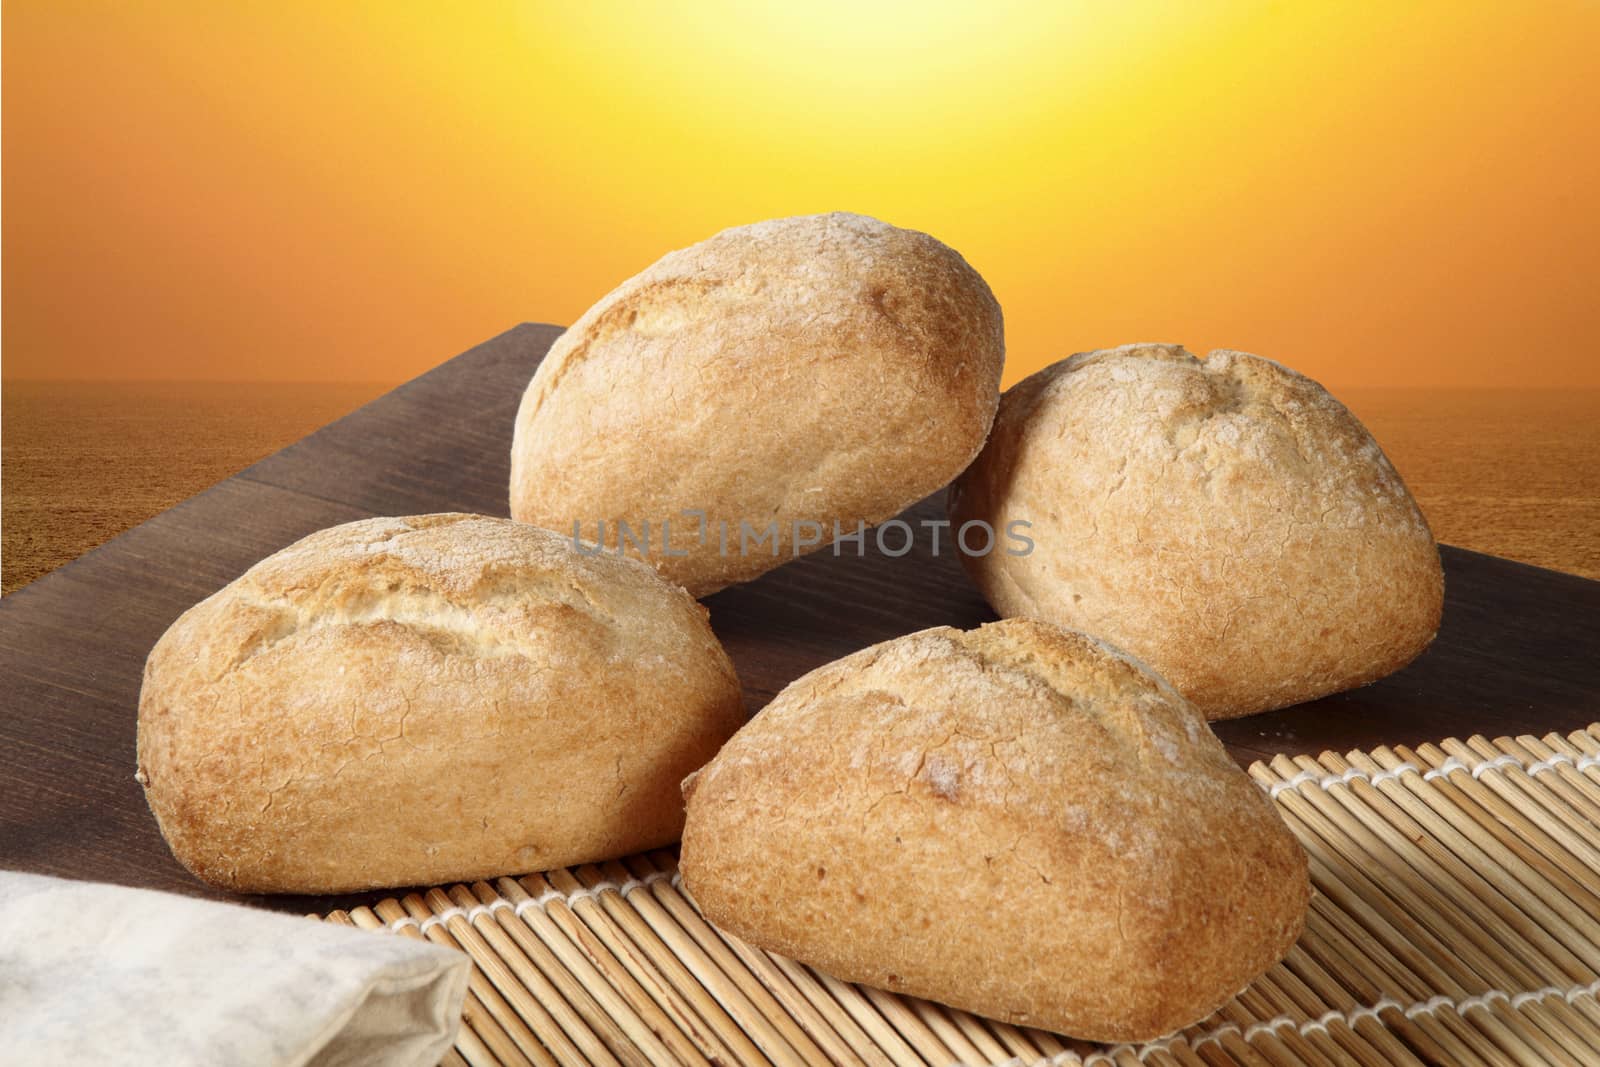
[4, 1, 1597, 387]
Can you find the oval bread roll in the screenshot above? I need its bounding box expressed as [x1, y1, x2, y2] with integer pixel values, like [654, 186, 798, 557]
[137, 514, 745, 894]
[950, 344, 1444, 720]
[679, 618, 1309, 1042]
[510, 212, 1005, 596]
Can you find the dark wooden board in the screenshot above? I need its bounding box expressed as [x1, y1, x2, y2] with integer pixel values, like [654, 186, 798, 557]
[3, 323, 1598, 914]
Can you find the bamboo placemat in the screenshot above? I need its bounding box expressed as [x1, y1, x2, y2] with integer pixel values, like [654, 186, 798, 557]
[320, 725, 1600, 1066]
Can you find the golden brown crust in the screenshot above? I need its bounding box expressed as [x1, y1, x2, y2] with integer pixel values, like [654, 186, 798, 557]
[509, 212, 1005, 596]
[950, 344, 1444, 720]
[136, 514, 745, 894]
[679, 618, 1308, 1042]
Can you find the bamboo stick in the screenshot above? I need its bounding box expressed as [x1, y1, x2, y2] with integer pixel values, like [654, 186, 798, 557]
[1260, 758, 1587, 1067]
[1428, 739, 1600, 871]
[582, 857, 813, 1066]
[532, 866, 751, 1065]
[396, 892, 560, 1067]
[509, 871, 722, 1066]
[346, 904, 507, 1067]
[567, 861, 780, 1066]
[367, 897, 532, 1067]
[435, 884, 627, 1067]
[1296, 751, 1600, 1064]
[806, 967, 934, 1067]
[1257, 765, 1560, 1066]
[676, 889, 889, 1067]
[624, 853, 834, 1065]
[478, 879, 687, 1067]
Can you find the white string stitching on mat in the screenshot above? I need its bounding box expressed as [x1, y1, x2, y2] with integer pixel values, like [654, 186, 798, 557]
[416, 901, 505, 934]
[382, 869, 684, 933]
[982, 977, 1600, 1067]
[1423, 756, 1471, 781]
[1268, 763, 1420, 797]
[1264, 750, 1600, 798]
[513, 868, 681, 916]
[1429, 754, 1520, 781]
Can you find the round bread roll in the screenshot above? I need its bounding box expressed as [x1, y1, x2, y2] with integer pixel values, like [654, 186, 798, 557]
[137, 513, 745, 894]
[950, 344, 1444, 720]
[679, 618, 1308, 1042]
[510, 212, 1005, 597]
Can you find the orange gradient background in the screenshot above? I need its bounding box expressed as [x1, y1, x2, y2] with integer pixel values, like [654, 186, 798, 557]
[3, 1, 1599, 389]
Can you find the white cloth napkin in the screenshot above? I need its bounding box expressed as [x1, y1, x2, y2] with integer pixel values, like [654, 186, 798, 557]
[0, 870, 469, 1067]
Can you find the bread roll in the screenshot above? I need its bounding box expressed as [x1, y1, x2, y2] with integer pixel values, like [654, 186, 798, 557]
[510, 212, 1005, 596]
[137, 514, 744, 894]
[679, 618, 1308, 1042]
[950, 344, 1443, 720]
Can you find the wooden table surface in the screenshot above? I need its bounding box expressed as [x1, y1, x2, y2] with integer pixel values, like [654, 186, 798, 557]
[3, 322, 1597, 914]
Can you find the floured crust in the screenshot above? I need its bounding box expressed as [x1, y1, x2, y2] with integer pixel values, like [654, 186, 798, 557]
[509, 212, 1005, 596]
[679, 618, 1309, 1042]
[137, 514, 745, 894]
[950, 344, 1444, 719]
